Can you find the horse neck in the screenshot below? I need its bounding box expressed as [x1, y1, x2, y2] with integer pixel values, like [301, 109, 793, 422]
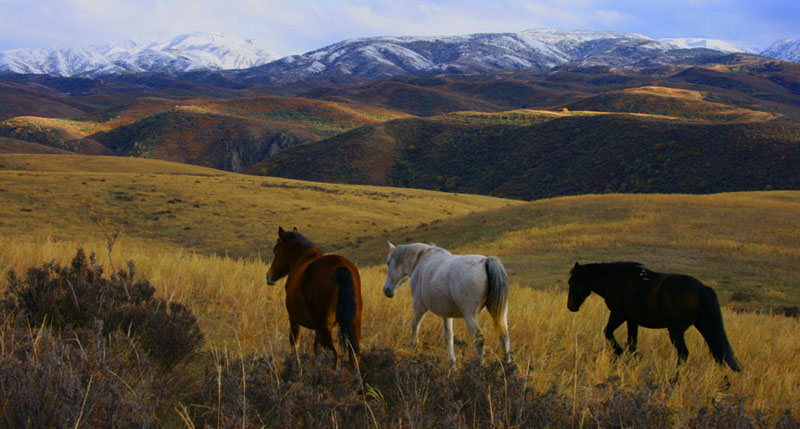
[401, 243, 440, 274]
[286, 246, 322, 280]
[582, 263, 625, 298]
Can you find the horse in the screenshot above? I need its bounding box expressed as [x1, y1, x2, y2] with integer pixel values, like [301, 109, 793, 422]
[567, 261, 740, 372]
[266, 227, 362, 367]
[382, 242, 511, 367]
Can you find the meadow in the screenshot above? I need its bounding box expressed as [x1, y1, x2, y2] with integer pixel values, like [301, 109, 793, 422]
[0, 155, 798, 427]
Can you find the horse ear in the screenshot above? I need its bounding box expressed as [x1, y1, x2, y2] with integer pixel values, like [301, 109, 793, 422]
[387, 241, 396, 252]
[278, 227, 285, 238]
[292, 227, 298, 233]
[573, 262, 580, 270]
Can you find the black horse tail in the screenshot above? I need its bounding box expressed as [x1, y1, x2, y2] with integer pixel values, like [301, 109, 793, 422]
[334, 266, 359, 356]
[696, 285, 741, 372]
[485, 256, 509, 326]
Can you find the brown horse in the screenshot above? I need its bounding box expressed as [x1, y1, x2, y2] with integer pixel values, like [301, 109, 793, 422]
[266, 227, 363, 366]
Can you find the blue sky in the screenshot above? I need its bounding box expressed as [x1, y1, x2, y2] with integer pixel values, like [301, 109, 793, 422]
[0, 0, 797, 54]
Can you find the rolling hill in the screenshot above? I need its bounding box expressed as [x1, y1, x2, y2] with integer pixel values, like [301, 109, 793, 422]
[2, 153, 798, 309]
[250, 103, 800, 200]
[2, 53, 800, 197]
[0, 95, 410, 172]
[1, 154, 798, 426]
[0, 153, 517, 257]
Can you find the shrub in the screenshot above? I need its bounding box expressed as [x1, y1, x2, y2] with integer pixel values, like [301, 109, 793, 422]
[188, 348, 574, 428]
[0, 319, 163, 428]
[588, 374, 674, 427]
[689, 396, 799, 428]
[4, 248, 203, 368]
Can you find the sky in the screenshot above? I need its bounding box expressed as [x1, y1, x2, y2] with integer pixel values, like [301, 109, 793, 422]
[0, 0, 797, 55]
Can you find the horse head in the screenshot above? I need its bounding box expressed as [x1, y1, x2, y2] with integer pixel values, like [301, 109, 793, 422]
[567, 262, 592, 312]
[266, 226, 312, 285]
[382, 241, 407, 298]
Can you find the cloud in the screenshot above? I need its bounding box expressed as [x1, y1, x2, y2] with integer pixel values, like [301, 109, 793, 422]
[0, 0, 797, 53]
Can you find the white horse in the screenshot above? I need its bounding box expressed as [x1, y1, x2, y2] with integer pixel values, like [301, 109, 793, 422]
[382, 242, 511, 366]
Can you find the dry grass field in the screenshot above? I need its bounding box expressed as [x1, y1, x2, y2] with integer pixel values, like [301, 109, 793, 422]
[0, 154, 517, 257]
[0, 154, 798, 426]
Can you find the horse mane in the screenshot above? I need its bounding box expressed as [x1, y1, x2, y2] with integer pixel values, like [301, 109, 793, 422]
[285, 231, 316, 249]
[395, 243, 448, 261]
[576, 261, 646, 277]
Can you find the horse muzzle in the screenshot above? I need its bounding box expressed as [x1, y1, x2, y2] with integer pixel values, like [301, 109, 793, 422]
[383, 286, 394, 298]
[567, 300, 579, 312]
[266, 273, 275, 286]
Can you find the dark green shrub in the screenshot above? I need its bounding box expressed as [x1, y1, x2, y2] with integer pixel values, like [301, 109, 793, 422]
[4, 248, 202, 368]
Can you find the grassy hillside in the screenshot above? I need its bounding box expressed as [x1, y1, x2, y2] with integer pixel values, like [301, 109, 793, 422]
[0, 95, 410, 172]
[0, 136, 73, 154]
[304, 62, 800, 119]
[0, 80, 92, 121]
[0, 154, 518, 258]
[561, 86, 781, 122]
[345, 192, 800, 311]
[253, 108, 800, 200]
[0, 156, 797, 425]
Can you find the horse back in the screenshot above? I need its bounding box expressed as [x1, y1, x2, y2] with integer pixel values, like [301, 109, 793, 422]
[626, 271, 704, 328]
[298, 254, 362, 312]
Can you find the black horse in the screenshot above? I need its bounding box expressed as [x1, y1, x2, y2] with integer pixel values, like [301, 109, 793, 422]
[567, 261, 740, 372]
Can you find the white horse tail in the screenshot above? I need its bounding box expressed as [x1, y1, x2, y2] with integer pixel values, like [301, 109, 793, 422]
[484, 256, 509, 322]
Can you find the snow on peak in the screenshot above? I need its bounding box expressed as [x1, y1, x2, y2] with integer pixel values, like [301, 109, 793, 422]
[660, 37, 754, 53]
[0, 32, 282, 77]
[761, 38, 800, 63]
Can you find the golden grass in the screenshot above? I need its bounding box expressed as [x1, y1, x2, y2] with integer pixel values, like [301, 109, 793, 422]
[440, 106, 756, 125]
[0, 154, 519, 257]
[342, 191, 800, 309]
[0, 116, 114, 139]
[1, 155, 798, 423]
[1, 238, 797, 425]
[622, 86, 706, 100]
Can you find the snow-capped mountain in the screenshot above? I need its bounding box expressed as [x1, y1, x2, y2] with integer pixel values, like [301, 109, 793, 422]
[2, 29, 797, 83]
[761, 39, 800, 63]
[234, 29, 741, 86]
[0, 32, 281, 77]
[659, 37, 754, 53]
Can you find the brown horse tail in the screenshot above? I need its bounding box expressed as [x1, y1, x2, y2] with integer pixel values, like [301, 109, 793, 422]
[485, 256, 509, 325]
[334, 266, 359, 356]
[696, 286, 741, 372]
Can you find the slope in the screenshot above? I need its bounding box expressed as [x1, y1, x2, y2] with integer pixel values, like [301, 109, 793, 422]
[252, 106, 800, 200]
[344, 191, 800, 309]
[0, 154, 518, 258]
[0, 95, 411, 172]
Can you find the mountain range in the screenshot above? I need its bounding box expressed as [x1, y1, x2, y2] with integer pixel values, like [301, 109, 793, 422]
[1, 30, 798, 83]
[0, 32, 281, 77]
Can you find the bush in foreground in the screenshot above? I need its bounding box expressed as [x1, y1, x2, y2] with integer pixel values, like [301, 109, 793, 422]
[4, 248, 203, 368]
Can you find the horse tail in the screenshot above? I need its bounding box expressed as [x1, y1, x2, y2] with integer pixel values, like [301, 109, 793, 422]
[696, 285, 741, 372]
[484, 256, 509, 325]
[334, 266, 359, 356]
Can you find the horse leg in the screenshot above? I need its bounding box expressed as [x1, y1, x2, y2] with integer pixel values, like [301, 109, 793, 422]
[464, 313, 485, 361]
[442, 317, 456, 368]
[604, 312, 626, 355]
[409, 301, 428, 349]
[317, 325, 338, 368]
[289, 322, 302, 351]
[627, 322, 639, 355]
[313, 330, 322, 355]
[668, 327, 689, 367]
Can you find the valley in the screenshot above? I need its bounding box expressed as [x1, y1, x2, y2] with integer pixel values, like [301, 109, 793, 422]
[2, 27, 800, 426]
[0, 155, 798, 426]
